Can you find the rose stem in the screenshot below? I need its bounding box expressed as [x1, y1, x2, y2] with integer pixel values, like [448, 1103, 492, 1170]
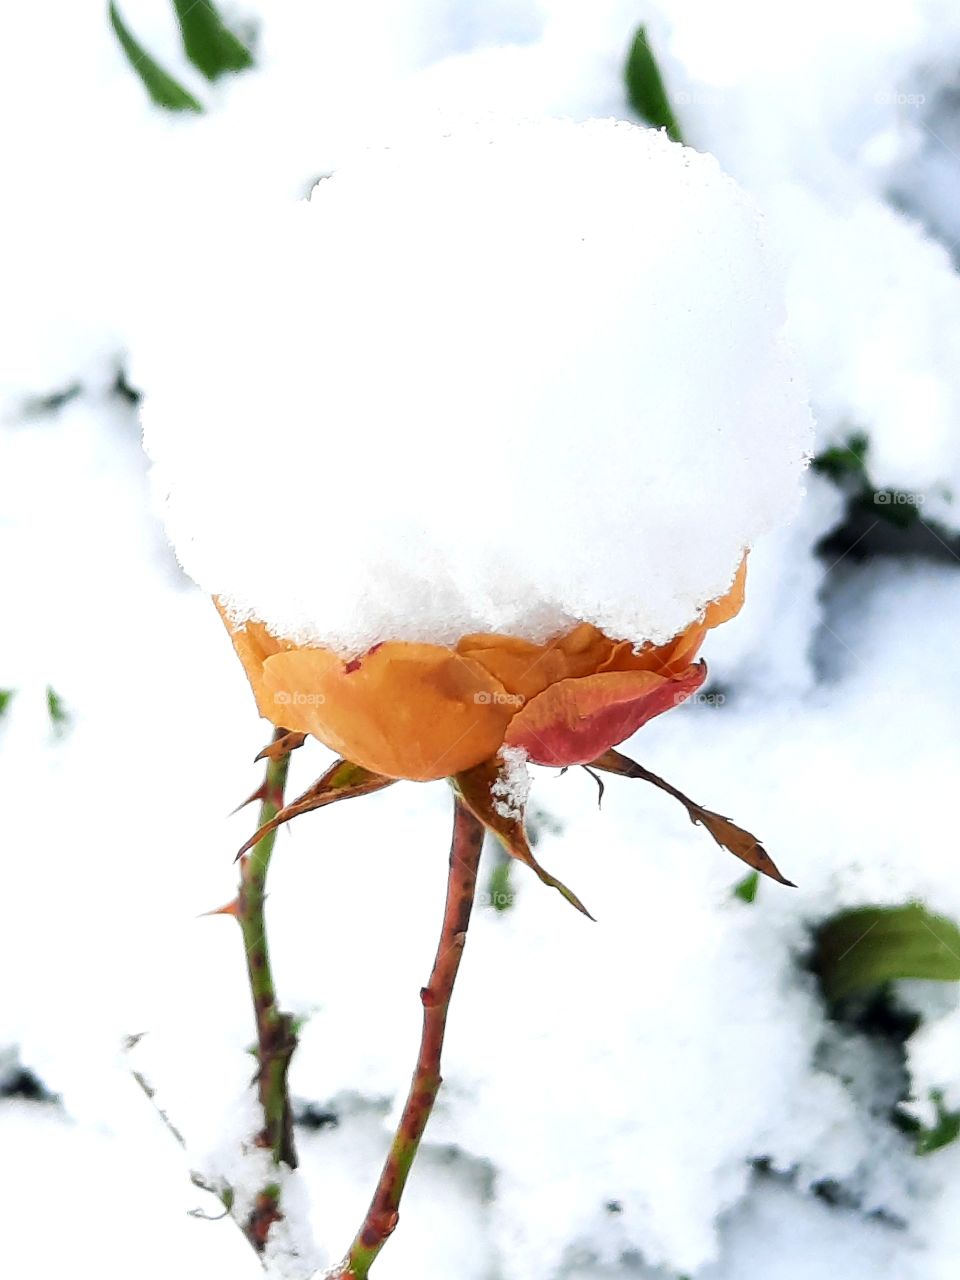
[236, 726, 300, 1248]
[337, 797, 485, 1278]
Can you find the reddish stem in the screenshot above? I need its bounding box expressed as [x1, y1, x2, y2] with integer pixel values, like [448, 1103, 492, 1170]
[336, 797, 485, 1278]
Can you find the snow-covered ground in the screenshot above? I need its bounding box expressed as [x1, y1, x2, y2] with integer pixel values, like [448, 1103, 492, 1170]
[3, 3, 960, 1277]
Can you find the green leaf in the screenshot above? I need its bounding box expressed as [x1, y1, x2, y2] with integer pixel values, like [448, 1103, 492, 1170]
[916, 1090, 960, 1156]
[46, 686, 71, 736]
[814, 904, 960, 1004]
[864, 489, 923, 529]
[487, 855, 514, 912]
[173, 0, 254, 80]
[625, 27, 683, 144]
[900, 1089, 960, 1155]
[733, 871, 759, 903]
[811, 432, 870, 485]
[812, 432, 928, 528]
[0, 690, 13, 720]
[109, 2, 203, 112]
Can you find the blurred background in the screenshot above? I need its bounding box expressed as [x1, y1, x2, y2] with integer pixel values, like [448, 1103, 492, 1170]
[3, 2, 960, 1277]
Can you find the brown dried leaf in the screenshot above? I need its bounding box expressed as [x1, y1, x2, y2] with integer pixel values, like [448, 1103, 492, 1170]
[454, 757, 595, 919]
[591, 748, 795, 887]
[236, 757, 396, 859]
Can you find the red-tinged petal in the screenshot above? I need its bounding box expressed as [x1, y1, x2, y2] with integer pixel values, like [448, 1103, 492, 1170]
[504, 663, 707, 767]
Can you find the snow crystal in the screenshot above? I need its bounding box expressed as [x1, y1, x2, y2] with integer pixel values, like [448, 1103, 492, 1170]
[138, 117, 812, 654]
[491, 746, 531, 820]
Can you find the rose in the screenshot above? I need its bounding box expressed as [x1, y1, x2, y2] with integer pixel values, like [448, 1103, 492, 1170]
[217, 560, 745, 782]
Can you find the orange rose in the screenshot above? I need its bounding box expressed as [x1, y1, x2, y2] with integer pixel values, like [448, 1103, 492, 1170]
[218, 560, 745, 782]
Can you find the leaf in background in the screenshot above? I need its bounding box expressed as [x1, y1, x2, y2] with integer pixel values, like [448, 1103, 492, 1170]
[486, 854, 514, 913]
[866, 489, 924, 529]
[915, 1090, 960, 1156]
[46, 686, 71, 737]
[812, 431, 927, 528]
[172, 0, 254, 81]
[0, 690, 13, 719]
[733, 871, 759, 903]
[811, 431, 870, 485]
[109, 2, 203, 112]
[814, 904, 960, 1004]
[625, 26, 683, 144]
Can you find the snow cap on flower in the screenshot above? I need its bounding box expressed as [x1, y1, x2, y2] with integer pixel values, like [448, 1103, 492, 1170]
[140, 117, 812, 653]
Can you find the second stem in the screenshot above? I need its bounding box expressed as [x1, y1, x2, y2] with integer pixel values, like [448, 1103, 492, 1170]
[339, 796, 485, 1278]
[236, 729, 299, 1247]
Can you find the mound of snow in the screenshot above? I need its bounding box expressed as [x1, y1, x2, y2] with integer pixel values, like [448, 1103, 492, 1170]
[138, 117, 812, 654]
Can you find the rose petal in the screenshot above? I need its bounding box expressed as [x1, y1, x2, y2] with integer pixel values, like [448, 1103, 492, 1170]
[457, 622, 614, 702]
[504, 663, 707, 767]
[260, 643, 513, 781]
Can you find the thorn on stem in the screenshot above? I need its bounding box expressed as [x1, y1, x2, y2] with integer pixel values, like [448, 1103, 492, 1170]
[255, 730, 307, 763]
[229, 782, 268, 815]
[202, 897, 241, 918]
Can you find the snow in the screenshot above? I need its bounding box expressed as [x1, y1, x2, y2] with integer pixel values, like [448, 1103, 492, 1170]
[4, 3, 960, 1280]
[491, 746, 531, 819]
[137, 118, 811, 653]
[391, 0, 960, 531]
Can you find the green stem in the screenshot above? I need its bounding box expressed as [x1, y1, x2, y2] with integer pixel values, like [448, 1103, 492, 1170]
[236, 727, 299, 1248]
[337, 797, 484, 1279]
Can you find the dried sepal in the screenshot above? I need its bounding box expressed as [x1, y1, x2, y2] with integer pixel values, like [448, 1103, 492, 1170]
[591, 747, 794, 887]
[236, 757, 396, 859]
[453, 756, 594, 919]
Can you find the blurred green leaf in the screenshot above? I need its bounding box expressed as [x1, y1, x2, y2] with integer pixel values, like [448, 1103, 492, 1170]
[625, 27, 683, 143]
[812, 432, 929, 528]
[865, 489, 923, 529]
[109, 2, 203, 112]
[0, 690, 13, 719]
[23, 383, 82, 418]
[898, 1088, 960, 1155]
[916, 1091, 960, 1155]
[733, 871, 759, 903]
[46, 686, 71, 736]
[487, 855, 514, 912]
[811, 432, 869, 485]
[815, 904, 960, 1004]
[172, 0, 254, 81]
